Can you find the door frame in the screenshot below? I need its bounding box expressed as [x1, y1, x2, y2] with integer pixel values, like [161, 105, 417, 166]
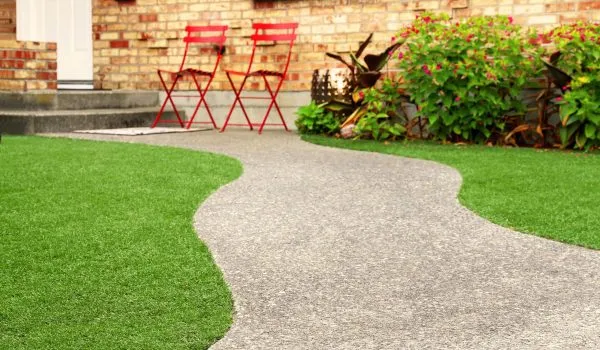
[16, 0, 93, 90]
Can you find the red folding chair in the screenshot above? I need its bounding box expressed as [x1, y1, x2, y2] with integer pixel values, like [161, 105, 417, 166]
[152, 25, 228, 129]
[220, 22, 298, 134]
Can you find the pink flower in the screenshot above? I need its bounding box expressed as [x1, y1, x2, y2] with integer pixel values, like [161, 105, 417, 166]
[423, 16, 432, 24]
[397, 52, 404, 60]
[580, 33, 586, 41]
[555, 96, 564, 102]
[508, 16, 514, 24]
[436, 64, 442, 70]
[422, 65, 432, 76]
[358, 91, 365, 99]
[391, 36, 396, 42]
[455, 96, 461, 102]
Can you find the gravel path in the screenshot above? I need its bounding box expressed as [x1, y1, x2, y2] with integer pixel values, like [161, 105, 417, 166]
[59, 130, 600, 349]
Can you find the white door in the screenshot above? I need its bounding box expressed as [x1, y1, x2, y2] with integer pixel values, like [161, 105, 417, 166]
[17, 0, 93, 89]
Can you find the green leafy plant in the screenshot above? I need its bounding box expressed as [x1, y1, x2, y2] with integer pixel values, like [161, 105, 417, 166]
[542, 23, 600, 150]
[323, 33, 405, 126]
[326, 33, 404, 91]
[354, 78, 407, 141]
[395, 13, 542, 144]
[295, 101, 340, 135]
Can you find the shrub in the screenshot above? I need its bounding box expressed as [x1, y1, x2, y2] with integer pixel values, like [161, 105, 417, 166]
[354, 78, 407, 141]
[395, 13, 542, 144]
[544, 23, 600, 150]
[295, 101, 340, 135]
[322, 33, 405, 127]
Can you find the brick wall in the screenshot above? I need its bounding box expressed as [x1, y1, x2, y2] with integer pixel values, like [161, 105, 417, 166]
[0, 40, 57, 91]
[93, 0, 600, 91]
[0, 0, 15, 40]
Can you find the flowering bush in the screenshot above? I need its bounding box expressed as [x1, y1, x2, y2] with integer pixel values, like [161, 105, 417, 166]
[395, 13, 542, 144]
[354, 78, 407, 141]
[544, 23, 600, 150]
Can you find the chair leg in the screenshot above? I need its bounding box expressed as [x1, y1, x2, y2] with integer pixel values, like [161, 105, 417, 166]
[187, 73, 218, 129]
[153, 71, 184, 128]
[221, 73, 253, 132]
[259, 76, 289, 134]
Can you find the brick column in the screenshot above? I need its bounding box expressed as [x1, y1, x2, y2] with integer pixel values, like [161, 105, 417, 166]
[0, 40, 57, 91]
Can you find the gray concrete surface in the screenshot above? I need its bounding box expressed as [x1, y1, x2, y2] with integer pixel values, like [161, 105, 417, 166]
[0, 90, 159, 110]
[0, 108, 178, 134]
[56, 130, 600, 349]
[0, 91, 169, 134]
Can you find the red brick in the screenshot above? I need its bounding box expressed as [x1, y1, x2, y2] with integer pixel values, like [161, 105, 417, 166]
[47, 81, 57, 89]
[110, 40, 129, 48]
[46, 43, 57, 50]
[0, 69, 14, 78]
[254, 1, 274, 9]
[579, 1, 600, 10]
[36, 71, 50, 80]
[47, 61, 57, 70]
[93, 24, 108, 32]
[36, 71, 57, 80]
[0, 59, 23, 69]
[7, 50, 20, 59]
[5, 50, 35, 59]
[139, 14, 157, 22]
[116, 0, 136, 6]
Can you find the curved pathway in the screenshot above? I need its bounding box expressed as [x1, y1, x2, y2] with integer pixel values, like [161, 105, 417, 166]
[62, 131, 600, 349]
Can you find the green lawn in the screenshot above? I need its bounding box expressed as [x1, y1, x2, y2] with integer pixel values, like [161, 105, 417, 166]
[303, 135, 600, 250]
[0, 136, 242, 349]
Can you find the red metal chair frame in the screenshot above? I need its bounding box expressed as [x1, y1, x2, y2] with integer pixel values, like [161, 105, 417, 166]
[220, 22, 298, 134]
[152, 25, 228, 129]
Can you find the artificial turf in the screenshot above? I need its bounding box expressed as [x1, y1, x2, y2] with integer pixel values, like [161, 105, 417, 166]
[0, 136, 242, 349]
[303, 135, 600, 250]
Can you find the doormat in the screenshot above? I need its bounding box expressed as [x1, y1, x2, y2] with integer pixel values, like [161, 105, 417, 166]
[73, 127, 212, 136]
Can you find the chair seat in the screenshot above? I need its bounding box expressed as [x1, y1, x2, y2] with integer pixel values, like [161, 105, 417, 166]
[226, 69, 284, 77]
[177, 68, 212, 76]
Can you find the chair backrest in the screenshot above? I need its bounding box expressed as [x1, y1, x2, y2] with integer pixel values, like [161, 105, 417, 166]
[246, 22, 298, 80]
[180, 25, 228, 73]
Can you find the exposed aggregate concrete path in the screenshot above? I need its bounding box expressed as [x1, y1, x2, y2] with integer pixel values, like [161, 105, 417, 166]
[59, 130, 600, 349]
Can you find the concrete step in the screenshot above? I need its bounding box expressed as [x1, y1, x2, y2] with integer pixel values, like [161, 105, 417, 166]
[0, 91, 160, 110]
[0, 107, 182, 134]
